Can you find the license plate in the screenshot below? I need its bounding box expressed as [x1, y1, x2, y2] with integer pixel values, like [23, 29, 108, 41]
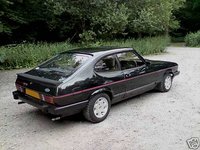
[26, 89, 40, 100]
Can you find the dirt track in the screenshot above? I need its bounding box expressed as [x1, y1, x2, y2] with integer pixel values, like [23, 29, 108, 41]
[0, 47, 200, 150]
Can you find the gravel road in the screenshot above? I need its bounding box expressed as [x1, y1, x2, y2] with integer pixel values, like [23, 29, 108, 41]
[0, 47, 200, 150]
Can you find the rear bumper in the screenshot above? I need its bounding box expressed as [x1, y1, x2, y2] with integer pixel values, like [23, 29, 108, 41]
[12, 91, 88, 117]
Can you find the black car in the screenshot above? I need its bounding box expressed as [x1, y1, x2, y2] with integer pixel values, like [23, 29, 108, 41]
[13, 47, 180, 123]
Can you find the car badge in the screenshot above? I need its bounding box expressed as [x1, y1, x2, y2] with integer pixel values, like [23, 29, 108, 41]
[45, 88, 50, 93]
[22, 82, 28, 86]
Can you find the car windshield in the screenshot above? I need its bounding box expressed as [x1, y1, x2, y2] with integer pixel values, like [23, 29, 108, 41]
[33, 53, 92, 81]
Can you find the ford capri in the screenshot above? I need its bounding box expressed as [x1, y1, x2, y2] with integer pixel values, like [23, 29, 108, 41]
[13, 47, 180, 123]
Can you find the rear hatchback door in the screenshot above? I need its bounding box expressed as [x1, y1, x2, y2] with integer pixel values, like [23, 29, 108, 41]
[16, 73, 61, 96]
[16, 52, 92, 96]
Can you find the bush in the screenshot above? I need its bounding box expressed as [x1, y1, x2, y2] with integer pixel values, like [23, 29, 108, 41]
[97, 36, 170, 55]
[0, 42, 76, 69]
[79, 30, 96, 45]
[0, 36, 170, 70]
[185, 31, 200, 47]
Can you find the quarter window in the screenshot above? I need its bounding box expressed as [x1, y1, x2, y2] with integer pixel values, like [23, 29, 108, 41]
[95, 55, 119, 72]
[117, 52, 144, 70]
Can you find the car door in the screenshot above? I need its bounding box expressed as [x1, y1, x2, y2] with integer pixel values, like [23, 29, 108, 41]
[94, 54, 126, 103]
[116, 51, 155, 99]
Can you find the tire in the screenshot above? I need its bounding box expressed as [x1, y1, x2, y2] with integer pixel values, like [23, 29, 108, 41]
[83, 93, 111, 123]
[157, 73, 173, 92]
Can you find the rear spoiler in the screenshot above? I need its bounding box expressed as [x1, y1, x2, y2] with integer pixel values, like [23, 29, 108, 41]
[17, 73, 62, 86]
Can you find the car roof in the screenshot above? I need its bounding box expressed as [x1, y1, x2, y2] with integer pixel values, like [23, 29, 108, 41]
[61, 47, 134, 57]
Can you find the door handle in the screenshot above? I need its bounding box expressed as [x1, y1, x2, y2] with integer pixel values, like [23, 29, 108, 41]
[139, 71, 145, 74]
[139, 67, 146, 74]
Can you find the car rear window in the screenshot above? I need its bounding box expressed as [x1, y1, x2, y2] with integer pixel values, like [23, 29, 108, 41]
[31, 53, 92, 81]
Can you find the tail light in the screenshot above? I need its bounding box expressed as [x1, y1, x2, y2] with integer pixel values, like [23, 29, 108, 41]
[16, 84, 24, 93]
[40, 94, 54, 104]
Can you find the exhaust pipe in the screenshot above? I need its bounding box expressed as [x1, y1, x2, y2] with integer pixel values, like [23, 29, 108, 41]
[18, 101, 25, 104]
[51, 116, 61, 121]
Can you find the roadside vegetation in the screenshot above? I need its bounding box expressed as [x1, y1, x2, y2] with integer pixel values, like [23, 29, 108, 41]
[0, 36, 170, 70]
[185, 31, 200, 47]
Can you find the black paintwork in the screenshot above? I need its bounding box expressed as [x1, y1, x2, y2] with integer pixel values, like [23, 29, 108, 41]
[13, 47, 180, 117]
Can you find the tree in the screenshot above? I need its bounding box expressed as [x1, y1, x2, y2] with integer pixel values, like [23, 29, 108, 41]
[90, 1, 129, 39]
[0, 0, 54, 44]
[0, 0, 186, 45]
[127, 0, 185, 36]
[175, 0, 200, 34]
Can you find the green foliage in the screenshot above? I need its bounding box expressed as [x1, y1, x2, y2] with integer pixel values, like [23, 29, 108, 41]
[175, 0, 200, 35]
[0, 0, 53, 35]
[0, 36, 170, 69]
[127, 0, 185, 35]
[0, 0, 13, 34]
[79, 30, 96, 45]
[0, 42, 76, 69]
[185, 31, 200, 47]
[91, 1, 129, 38]
[0, 0, 185, 44]
[96, 36, 170, 55]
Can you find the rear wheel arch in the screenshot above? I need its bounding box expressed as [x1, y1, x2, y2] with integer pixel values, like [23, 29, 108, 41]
[90, 88, 113, 101]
